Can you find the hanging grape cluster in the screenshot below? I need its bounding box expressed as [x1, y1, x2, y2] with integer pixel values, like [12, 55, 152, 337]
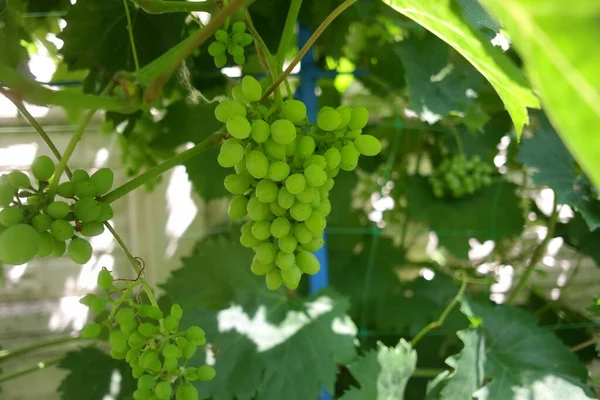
[208, 21, 254, 67]
[428, 155, 494, 198]
[80, 269, 213, 400]
[215, 76, 382, 290]
[0, 156, 115, 266]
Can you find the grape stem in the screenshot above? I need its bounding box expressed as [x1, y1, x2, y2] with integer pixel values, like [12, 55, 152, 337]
[260, 0, 358, 101]
[122, 0, 140, 72]
[276, 0, 302, 70]
[0, 336, 81, 363]
[132, 0, 215, 14]
[0, 356, 64, 383]
[100, 130, 225, 204]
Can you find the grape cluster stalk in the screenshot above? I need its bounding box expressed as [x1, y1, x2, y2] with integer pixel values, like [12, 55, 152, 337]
[216, 75, 382, 290]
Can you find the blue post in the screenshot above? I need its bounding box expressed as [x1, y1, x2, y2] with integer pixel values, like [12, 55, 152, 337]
[296, 24, 333, 400]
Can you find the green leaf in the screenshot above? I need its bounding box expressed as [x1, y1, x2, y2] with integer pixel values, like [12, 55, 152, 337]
[455, 0, 499, 35]
[381, 0, 540, 136]
[480, 0, 600, 190]
[518, 113, 600, 230]
[341, 339, 417, 400]
[161, 237, 357, 400]
[57, 346, 136, 400]
[0, 0, 30, 69]
[406, 177, 524, 258]
[155, 100, 221, 149]
[184, 147, 230, 202]
[557, 213, 600, 267]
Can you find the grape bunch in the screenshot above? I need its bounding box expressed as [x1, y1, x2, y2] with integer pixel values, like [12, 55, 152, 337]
[80, 269, 213, 400]
[0, 155, 115, 266]
[428, 154, 494, 198]
[215, 75, 381, 290]
[208, 21, 254, 67]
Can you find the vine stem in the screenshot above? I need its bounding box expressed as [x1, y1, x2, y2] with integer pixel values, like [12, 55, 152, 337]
[100, 130, 224, 204]
[132, 0, 215, 14]
[507, 193, 559, 305]
[260, 0, 358, 100]
[412, 368, 445, 378]
[410, 276, 468, 347]
[570, 336, 600, 352]
[123, 0, 141, 71]
[0, 336, 80, 363]
[0, 88, 72, 179]
[276, 0, 303, 69]
[0, 356, 63, 383]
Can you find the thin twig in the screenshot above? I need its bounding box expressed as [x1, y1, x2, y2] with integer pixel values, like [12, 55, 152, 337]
[0, 336, 80, 363]
[571, 336, 600, 352]
[123, 0, 141, 71]
[0, 356, 63, 383]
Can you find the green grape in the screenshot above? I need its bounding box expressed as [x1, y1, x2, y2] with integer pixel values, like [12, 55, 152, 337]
[246, 150, 269, 178]
[128, 332, 146, 349]
[250, 257, 274, 275]
[111, 349, 127, 360]
[251, 220, 271, 241]
[227, 115, 251, 139]
[285, 174, 306, 195]
[79, 293, 106, 313]
[95, 202, 114, 222]
[182, 341, 197, 360]
[0, 224, 40, 265]
[46, 201, 71, 219]
[317, 108, 341, 131]
[97, 269, 113, 290]
[233, 53, 245, 65]
[89, 168, 114, 195]
[340, 143, 360, 171]
[81, 323, 102, 339]
[52, 238, 66, 256]
[267, 161, 290, 182]
[36, 232, 54, 257]
[116, 307, 135, 327]
[270, 201, 286, 217]
[218, 138, 245, 168]
[305, 214, 326, 234]
[186, 326, 206, 343]
[109, 330, 127, 353]
[324, 148, 341, 170]
[270, 119, 296, 145]
[196, 365, 216, 381]
[184, 367, 198, 381]
[286, 140, 296, 158]
[139, 350, 160, 369]
[176, 337, 188, 349]
[266, 268, 283, 290]
[296, 186, 314, 203]
[215, 100, 246, 123]
[316, 199, 332, 216]
[304, 165, 327, 187]
[214, 54, 227, 68]
[318, 185, 330, 200]
[303, 154, 327, 170]
[138, 375, 156, 391]
[171, 303, 183, 320]
[215, 29, 228, 42]
[297, 135, 315, 159]
[0, 182, 16, 207]
[349, 106, 369, 130]
[224, 173, 250, 195]
[246, 196, 270, 221]
[277, 187, 296, 209]
[154, 382, 172, 400]
[240, 232, 261, 248]
[281, 265, 302, 289]
[296, 250, 320, 274]
[163, 356, 178, 371]
[138, 323, 158, 338]
[139, 305, 163, 320]
[354, 135, 381, 156]
[164, 315, 179, 331]
[71, 169, 89, 184]
[324, 178, 335, 191]
[26, 195, 40, 205]
[75, 181, 98, 198]
[282, 100, 307, 125]
[163, 343, 182, 359]
[251, 119, 270, 143]
[228, 43, 243, 56]
[302, 236, 324, 252]
[176, 384, 199, 400]
[290, 202, 311, 222]
[8, 171, 31, 189]
[80, 221, 105, 237]
[336, 106, 352, 129]
[270, 217, 291, 238]
[57, 182, 76, 198]
[345, 129, 362, 139]
[293, 223, 313, 244]
[233, 32, 253, 46]
[32, 214, 52, 232]
[254, 241, 276, 264]
[208, 41, 226, 56]
[131, 365, 144, 379]
[74, 198, 102, 222]
[232, 84, 248, 103]
[264, 139, 286, 160]
[0, 206, 23, 227]
[68, 237, 92, 264]
[275, 251, 294, 270]
[254, 179, 277, 203]
[242, 76, 262, 102]
[278, 234, 297, 254]
[310, 188, 321, 208]
[32, 155, 55, 181]
[232, 21, 246, 34]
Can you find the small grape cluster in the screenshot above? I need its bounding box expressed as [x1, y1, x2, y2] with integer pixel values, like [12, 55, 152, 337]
[0, 156, 115, 266]
[208, 21, 254, 67]
[80, 269, 214, 400]
[428, 155, 494, 198]
[215, 76, 382, 290]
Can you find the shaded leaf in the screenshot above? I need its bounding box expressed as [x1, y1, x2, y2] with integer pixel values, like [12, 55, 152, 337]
[557, 213, 600, 267]
[0, 0, 30, 70]
[184, 147, 230, 202]
[155, 100, 221, 149]
[455, 0, 499, 35]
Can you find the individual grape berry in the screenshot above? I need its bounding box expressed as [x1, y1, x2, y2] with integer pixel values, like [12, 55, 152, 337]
[251, 220, 271, 241]
[242, 75, 262, 102]
[52, 238, 66, 256]
[270, 217, 291, 238]
[345, 129, 362, 139]
[46, 201, 71, 220]
[296, 186, 314, 203]
[97, 269, 113, 290]
[302, 236, 324, 252]
[297, 136, 315, 159]
[171, 303, 183, 320]
[324, 148, 342, 170]
[176, 384, 200, 400]
[278, 234, 297, 253]
[109, 330, 127, 353]
[215, 100, 246, 123]
[71, 169, 89, 184]
[293, 223, 313, 244]
[32, 155, 55, 181]
[286, 140, 296, 157]
[0, 181, 16, 207]
[196, 365, 216, 381]
[58, 182, 76, 198]
[226, 115, 251, 139]
[233, 53, 246, 65]
[275, 251, 294, 270]
[336, 106, 352, 129]
[95, 202, 114, 222]
[89, 168, 114, 195]
[317, 107, 341, 131]
[251, 257, 274, 275]
[264, 139, 286, 160]
[246, 150, 269, 179]
[304, 154, 327, 170]
[154, 382, 172, 400]
[26, 195, 40, 205]
[265, 268, 282, 290]
[282, 99, 307, 125]
[340, 143, 360, 171]
[182, 341, 197, 360]
[277, 187, 296, 209]
[32, 214, 52, 232]
[255, 241, 276, 264]
[232, 84, 248, 103]
[74, 198, 102, 222]
[0, 224, 40, 265]
[36, 232, 54, 257]
[354, 135, 381, 156]
[290, 202, 311, 222]
[251, 119, 270, 143]
[270, 200, 286, 217]
[75, 181, 98, 198]
[270, 119, 296, 145]
[138, 375, 156, 391]
[316, 199, 332, 216]
[218, 138, 245, 168]
[255, 179, 278, 203]
[214, 29, 228, 42]
[186, 326, 206, 343]
[281, 265, 302, 289]
[138, 322, 158, 338]
[80, 221, 105, 237]
[304, 165, 327, 187]
[68, 237, 92, 264]
[246, 196, 270, 221]
[232, 21, 246, 34]
[214, 54, 227, 68]
[208, 41, 227, 56]
[79, 293, 107, 313]
[349, 106, 369, 130]
[7, 171, 30, 189]
[285, 174, 306, 195]
[228, 43, 244, 56]
[0, 206, 24, 227]
[139, 305, 163, 320]
[267, 161, 290, 182]
[164, 315, 179, 331]
[81, 323, 102, 339]
[232, 32, 253, 46]
[305, 214, 326, 234]
[224, 174, 250, 195]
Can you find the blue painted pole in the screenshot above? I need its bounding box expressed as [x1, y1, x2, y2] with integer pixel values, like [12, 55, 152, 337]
[296, 24, 333, 400]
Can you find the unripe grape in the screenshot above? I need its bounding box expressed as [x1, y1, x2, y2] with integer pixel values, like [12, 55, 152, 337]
[264, 139, 286, 160]
[154, 382, 173, 400]
[290, 202, 312, 222]
[297, 136, 315, 160]
[265, 268, 283, 290]
[32, 214, 52, 232]
[304, 154, 327, 170]
[246, 150, 269, 178]
[36, 232, 54, 257]
[346, 129, 362, 139]
[46, 201, 71, 219]
[275, 251, 295, 270]
[138, 322, 158, 338]
[340, 143, 360, 171]
[68, 237, 92, 264]
[305, 214, 326, 234]
[336, 106, 352, 129]
[304, 165, 327, 187]
[234, 33, 253, 47]
[109, 330, 127, 353]
[316, 199, 332, 216]
[89, 168, 114, 195]
[187, 326, 206, 343]
[270, 119, 296, 145]
[324, 148, 341, 169]
[326, 167, 340, 179]
[251, 119, 270, 143]
[80, 221, 105, 237]
[278, 234, 297, 253]
[74, 198, 102, 222]
[71, 169, 89, 184]
[215, 29, 228, 43]
[116, 307, 135, 327]
[176, 384, 199, 400]
[97, 269, 113, 290]
[218, 138, 245, 168]
[240, 232, 261, 248]
[163, 343, 182, 359]
[8, 171, 31, 189]
[296, 250, 320, 274]
[81, 323, 102, 339]
[286, 140, 296, 157]
[208, 41, 227, 56]
[282, 100, 307, 124]
[95, 202, 114, 222]
[270, 217, 291, 238]
[251, 220, 271, 241]
[302, 236, 324, 252]
[214, 54, 227, 68]
[354, 135, 381, 156]
[227, 115, 251, 139]
[281, 265, 302, 289]
[164, 315, 179, 331]
[349, 106, 369, 130]
[215, 100, 246, 123]
[296, 186, 314, 204]
[255, 241, 276, 264]
[246, 196, 270, 221]
[224, 174, 250, 195]
[250, 257, 274, 275]
[75, 181, 98, 198]
[267, 161, 290, 182]
[242, 75, 262, 102]
[228, 43, 243, 56]
[196, 365, 216, 381]
[79, 293, 106, 313]
[229, 195, 249, 220]
[138, 375, 156, 391]
[317, 108, 341, 131]
[270, 201, 286, 216]
[277, 187, 296, 209]
[232, 21, 246, 34]
[310, 188, 321, 208]
[139, 305, 163, 320]
[32, 155, 55, 181]
[0, 182, 16, 207]
[57, 182, 76, 198]
[232, 84, 248, 103]
[26, 195, 40, 205]
[0, 206, 24, 227]
[285, 174, 306, 194]
[233, 53, 246, 65]
[52, 238, 66, 256]
[51, 220, 74, 241]
[294, 223, 313, 244]
[255, 179, 278, 203]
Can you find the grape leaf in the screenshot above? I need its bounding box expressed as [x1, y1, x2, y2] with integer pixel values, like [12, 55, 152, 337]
[184, 147, 230, 202]
[0, 0, 30, 70]
[556, 213, 600, 268]
[480, 0, 600, 190]
[161, 237, 357, 400]
[341, 339, 417, 400]
[59, 0, 184, 92]
[57, 346, 136, 400]
[155, 100, 221, 149]
[518, 113, 600, 230]
[382, 0, 540, 136]
[455, 0, 499, 35]
[405, 177, 524, 259]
